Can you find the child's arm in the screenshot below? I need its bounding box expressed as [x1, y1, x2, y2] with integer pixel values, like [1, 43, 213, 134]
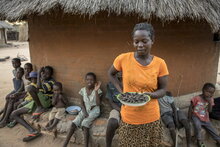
[207, 98, 213, 112]
[61, 94, 69, 106]
[37, 67, 44, 89]
[94, 81, 102, 106]
[171, 102, 179, 128]
[81, 96, 89, 117]
[52, 94, 58, 106]
[109, 99, 121, 112]
[188, 102, 193, 120]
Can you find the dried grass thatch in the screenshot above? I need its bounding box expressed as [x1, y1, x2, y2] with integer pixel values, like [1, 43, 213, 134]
[0, 0, 220, 31]
[0, 21, 13, 29]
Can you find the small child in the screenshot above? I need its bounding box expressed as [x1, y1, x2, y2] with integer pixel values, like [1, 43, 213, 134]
[12, 58, 21, 77]
[19, 72, 38, 108]
[0, 67, 24, 127]
[29, 66, 55, 119]
[45, 82, 68, 131]
[63, 72, 102, 147]
[159, 91, 191, 147]
[189, 83, 220, 147]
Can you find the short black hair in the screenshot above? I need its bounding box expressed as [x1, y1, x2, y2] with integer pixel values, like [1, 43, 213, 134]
[85, 72, 97, 81]
[17, 67, 24, 73]
[24, 63, 33, 69]
[132, 22, 155, 40]
[12, 58, 21, 63]
[202, 83, 215, 91]
[54, 82, 62, 90]
[166, 91, 173, 97]
[44, 66, 53, 75]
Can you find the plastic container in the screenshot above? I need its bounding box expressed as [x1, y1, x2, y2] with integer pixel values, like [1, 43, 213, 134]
[66, 106, 81, 115]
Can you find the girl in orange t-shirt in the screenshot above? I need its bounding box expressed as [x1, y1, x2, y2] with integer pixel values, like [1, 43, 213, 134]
[108, 22, 169, 147]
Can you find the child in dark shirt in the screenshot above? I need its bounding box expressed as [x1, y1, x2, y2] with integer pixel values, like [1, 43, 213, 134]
[0, 67, 24, 127]
[45, 82, 68, 131]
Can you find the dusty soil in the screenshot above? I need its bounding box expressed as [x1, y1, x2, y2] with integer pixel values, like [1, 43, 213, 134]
[0, 42, 81, 147]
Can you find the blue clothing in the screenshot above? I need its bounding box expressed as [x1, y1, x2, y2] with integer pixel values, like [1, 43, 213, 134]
[105, 82, 121, 107]
[11, 78, 24, 94]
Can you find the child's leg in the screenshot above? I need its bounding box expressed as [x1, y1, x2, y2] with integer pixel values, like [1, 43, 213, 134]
[202, 121, 220, 144]
[63, 111, 84, 147]
[0, 100, 15, 127]
[178, 110, 191, 147]
[167, 122, 176, 144]
[46, 118, 60, 131]
[27, 85, 44, 112]
[192, 116, 203, 145]
[46, 108, 56, 128]
[180, 119, 191, 147]
[82, 126, 90, 147]
[0, 108, 4, 116]
[63, 123, 77, 147]
[161, 112, 176, 145]
[106, 109, 120, 147]
[11, 107, 37, 133]
[47, 108, 65, 130]
[0, 97, 10, 121]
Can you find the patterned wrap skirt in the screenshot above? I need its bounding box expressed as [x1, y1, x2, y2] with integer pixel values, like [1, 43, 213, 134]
[119, 120, 162, 147]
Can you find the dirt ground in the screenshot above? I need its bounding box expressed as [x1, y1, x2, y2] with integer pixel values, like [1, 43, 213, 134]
[0, 42, 81, 147]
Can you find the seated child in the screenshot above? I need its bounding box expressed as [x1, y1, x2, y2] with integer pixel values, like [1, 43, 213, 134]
[11, 67, 55, 142]
[28, 66, 55, 119]
[45, 82, 68, 131]
[63, 72, 102, 147]
[159, 91, 191, 147]
[0, 67, 24, 128]
[188, 83, 220, 147]
[0, 58, 22, 116]
[7, 71, 38, 128]
[19, 72, 38, 108]
[105, 72, 122, 147]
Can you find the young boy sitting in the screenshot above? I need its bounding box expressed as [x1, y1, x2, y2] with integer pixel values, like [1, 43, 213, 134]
[45, 82, 68, 131]
[28, 66, 55, 119]
[189, 83, 220, 147]
[0, 67, 24, 127]
[159, 91, 191, 147]
[7, 71, 38, 128]
[0, 58, 22, 116]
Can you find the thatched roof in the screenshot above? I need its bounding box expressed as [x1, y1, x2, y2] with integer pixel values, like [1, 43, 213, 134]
[0, 0, 220, 31]
[0, 21, 13, 29]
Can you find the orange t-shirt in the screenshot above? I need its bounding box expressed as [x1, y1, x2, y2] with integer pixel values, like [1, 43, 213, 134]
[113, 52, 169, 124]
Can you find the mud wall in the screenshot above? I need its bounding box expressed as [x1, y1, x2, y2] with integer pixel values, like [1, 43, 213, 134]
[28, 13, 219, 105]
